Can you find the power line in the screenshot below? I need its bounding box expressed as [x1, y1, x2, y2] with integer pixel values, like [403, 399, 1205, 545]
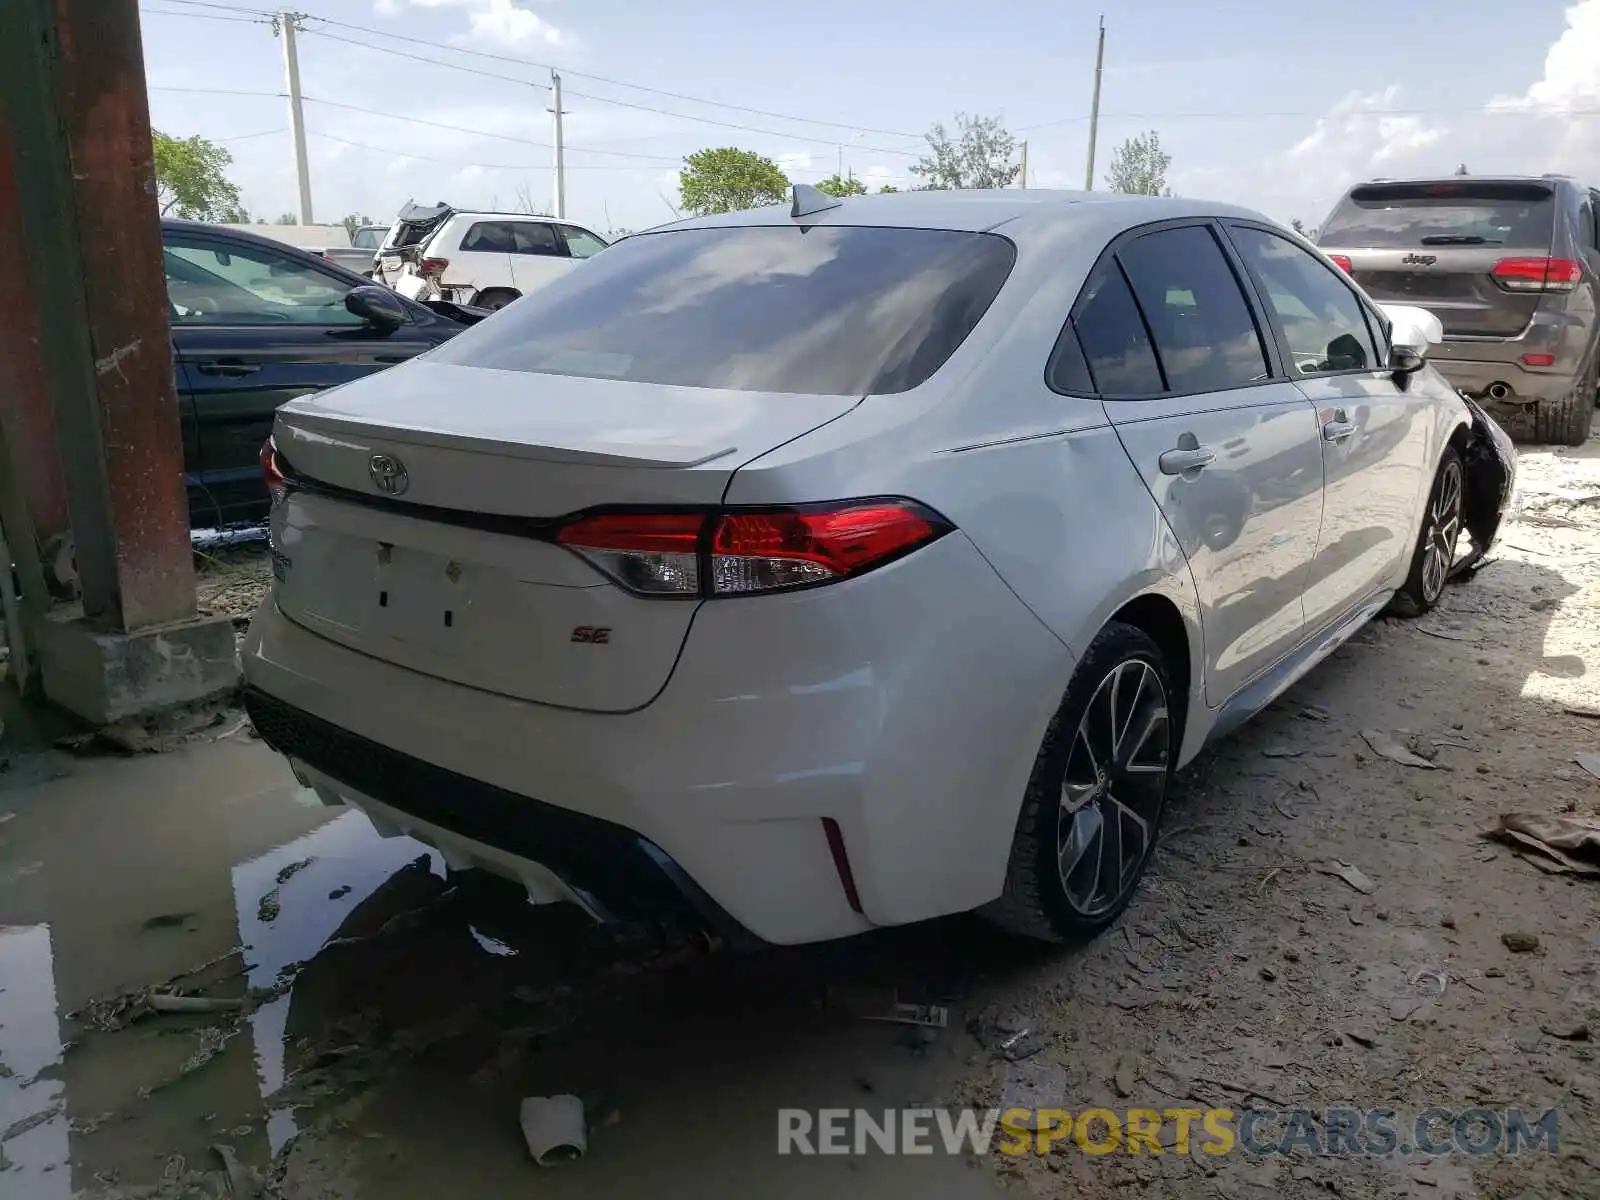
[299, 96, 682, 162]
[296, 25, 921, 157]
[310, 130, 665, 171]
[287, 6, 923, 139]
[1015, 104, 1600, 132]
[144, 0, 275, 15]
[215, 126, 287, 141]
[150, 85, 283, 98]
[141, 6, 272, 23]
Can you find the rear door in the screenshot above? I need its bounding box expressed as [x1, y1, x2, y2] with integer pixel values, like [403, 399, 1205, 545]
[1082, 222, 1325, 707]
[1318, 180, 1558, 338]
[165, 229, 435, 524]
[505, 220, 575, 295]
[452, 220, 518, 293]
[1227, 222, 1430, 627]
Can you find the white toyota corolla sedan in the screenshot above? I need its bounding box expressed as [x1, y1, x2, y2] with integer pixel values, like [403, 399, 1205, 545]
[242, 188, 1516, 949]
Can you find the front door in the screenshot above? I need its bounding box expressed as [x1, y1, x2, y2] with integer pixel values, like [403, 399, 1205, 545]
[165, 230, 434, 526]
[1077, 222, 1326, 707]
[1225, 223, 1430, 630]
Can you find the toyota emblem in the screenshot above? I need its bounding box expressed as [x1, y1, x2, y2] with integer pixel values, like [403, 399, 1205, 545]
[368, 453, 409, 496]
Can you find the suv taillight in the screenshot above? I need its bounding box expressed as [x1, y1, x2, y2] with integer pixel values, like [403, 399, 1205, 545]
[1327, 254, 1354, 273]
[419, 257, 449, 279]
[1491, 257, 1580, 293]
[260, 438, 288, 507]
[555, 500, 952, 598]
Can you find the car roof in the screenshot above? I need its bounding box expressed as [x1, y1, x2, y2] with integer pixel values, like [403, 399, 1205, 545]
[644, 188, 1273, 237]
[445, 211, 596, 229]
[1348, 174, 1578, 189]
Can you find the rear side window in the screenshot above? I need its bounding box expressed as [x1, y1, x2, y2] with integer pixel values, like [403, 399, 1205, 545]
[1319, 182, 1555, 248]
[460, 221, 519, 253]
[430, 225, 1016, 395]
[561, 227, 609, 259]
[1068, 265, 1164, 395]
[1115, 226, 1270, 393]
[1230, 226, 1380, 375]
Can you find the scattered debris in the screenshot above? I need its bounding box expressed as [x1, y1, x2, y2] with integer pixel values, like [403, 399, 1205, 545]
[1391, 997, 1425, 1022]
[276, 857, 315, 885]
[1297, 705, 1332, 722]
[1483, 813, 1600, 877]
[147, 992, 246, 1015]
[1321, 861, 1377, 895]
[999, 1029, 1045, 1061]
[1346, 1028, 1377, 1048]
[864, 1002, 949, 1029]
[1259, 965, 1278, 982]
[1113, 1056, 1137, 1097]
[1564, 705, 1600, 720]
[257, 888, 282, 924]
[1261, 747, 1304, 759]
[142, 912, 196, 930]
[827, 984, 948, 1028]
[1577, 752, 1600, 782]
[520, 1095, 587, 1166]
[1539, 1021, 1591, 1042]
[328, 885, 352, 900]
[1501, 931, 1541, 953]
[1, 1104, 62, 1143]
[1414, 625, 1467, 641]
[212, 1143, 261, 1199]
[1361, 729, 1441, 769]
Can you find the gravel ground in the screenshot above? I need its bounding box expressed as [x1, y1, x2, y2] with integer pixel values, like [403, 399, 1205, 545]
[6, 421, 1596, 1200]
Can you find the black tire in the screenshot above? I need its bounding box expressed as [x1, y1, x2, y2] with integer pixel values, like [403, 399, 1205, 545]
[982, 622, 1175, 943]
[1389, 447, 1464, 618]
[1534, 357, 1595, 446]
[475, 288, 520, 312]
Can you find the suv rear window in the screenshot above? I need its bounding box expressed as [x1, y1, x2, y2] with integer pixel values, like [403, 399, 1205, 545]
[1319, 182, 1555, 248]
[429, 225, 1016, 395]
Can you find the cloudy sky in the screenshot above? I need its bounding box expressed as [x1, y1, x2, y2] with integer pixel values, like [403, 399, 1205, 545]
[140, 0, 1600, 236]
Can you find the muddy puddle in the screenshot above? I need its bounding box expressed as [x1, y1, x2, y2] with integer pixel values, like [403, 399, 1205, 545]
[0, 739, 1013, 1198]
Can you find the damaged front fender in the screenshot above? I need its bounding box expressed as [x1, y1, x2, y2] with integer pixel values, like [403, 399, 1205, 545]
[1454, 394, 1518, 576]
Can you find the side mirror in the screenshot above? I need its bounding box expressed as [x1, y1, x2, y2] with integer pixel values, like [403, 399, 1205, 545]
[346, 284, 406, 331]
[1390, 346, 1427, 377]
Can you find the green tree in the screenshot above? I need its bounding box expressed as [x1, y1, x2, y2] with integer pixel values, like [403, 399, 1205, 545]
[1106, 130, 1172, 196]
[152, 130, 248, 221]
[910, 114, 1019, 190]
[678, 148, 790, 216]
[1290, 218, 1318, 239]
[815, 173, 867, 198]
[341, 213, 375, 238]
[274, 212, 297, 225]
[878, 185, 899, 194]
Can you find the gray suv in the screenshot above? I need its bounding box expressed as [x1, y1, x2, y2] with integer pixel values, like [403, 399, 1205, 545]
[1317, 175, 1596, 445]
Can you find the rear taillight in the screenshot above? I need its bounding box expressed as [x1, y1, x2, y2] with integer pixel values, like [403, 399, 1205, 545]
[1327, 254, 1353, 273]
[419, 257, 449, 279]
[1521, 352, 1556, 367]
[260, 438, 288, 507]
[555, 500, 951, 598]
[1491, 257, 1580, 293]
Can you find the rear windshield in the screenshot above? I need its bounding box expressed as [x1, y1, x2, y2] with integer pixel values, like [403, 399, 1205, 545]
[1319, 182, 1555, 248]
[428, 225, 1017, 395]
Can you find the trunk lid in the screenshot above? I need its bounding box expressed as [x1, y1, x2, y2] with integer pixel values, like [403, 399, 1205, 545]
[270, 361, 859, 711]
[377, 201, 453, 286]
[1319, 180, 1557, 338]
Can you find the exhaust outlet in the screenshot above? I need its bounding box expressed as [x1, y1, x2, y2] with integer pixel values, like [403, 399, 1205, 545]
[1485, 382, 1511, 400]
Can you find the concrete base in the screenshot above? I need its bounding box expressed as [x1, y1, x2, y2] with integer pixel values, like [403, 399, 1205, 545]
[33, 609, 239, 725]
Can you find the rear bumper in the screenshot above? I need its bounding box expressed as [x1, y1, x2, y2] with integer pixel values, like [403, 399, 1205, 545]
[240, 532, 1073, 946]
[1430, 323, 1583, 403]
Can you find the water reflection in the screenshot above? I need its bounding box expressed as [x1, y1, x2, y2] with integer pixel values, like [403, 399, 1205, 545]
[0, 925, 70, 1199]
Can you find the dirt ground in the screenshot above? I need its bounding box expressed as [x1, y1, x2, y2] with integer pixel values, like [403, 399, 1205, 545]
[1, 420, 1598, 1199]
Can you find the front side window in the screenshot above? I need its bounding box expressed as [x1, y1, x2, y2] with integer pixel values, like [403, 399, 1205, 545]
[1115, 225, 1271, 394]
[561, 227, 609, 259]
[510, 222, 563, 256]
[1230, 226, 1379, 375]
[164, 237, 360, 325]
[430, 225, 1016, 395]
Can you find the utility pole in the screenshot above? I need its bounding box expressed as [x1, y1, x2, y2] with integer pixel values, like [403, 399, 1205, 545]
[1019, 140, 1029, 189]
[549, 70, 566, 219]
[1084, 15, 1105, 192]
[275, 11, 313, 223]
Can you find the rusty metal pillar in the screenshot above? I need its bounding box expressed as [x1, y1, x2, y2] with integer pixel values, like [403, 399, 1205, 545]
[0, 0, 194, 633]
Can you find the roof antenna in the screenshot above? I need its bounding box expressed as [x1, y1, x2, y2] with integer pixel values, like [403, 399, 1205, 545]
[791, 183, 842, 219]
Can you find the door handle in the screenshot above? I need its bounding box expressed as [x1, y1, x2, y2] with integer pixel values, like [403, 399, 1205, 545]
[1158, 445, 1216, 475]
[1322, 419, 1357, 442]
[194, 360, 261, 377]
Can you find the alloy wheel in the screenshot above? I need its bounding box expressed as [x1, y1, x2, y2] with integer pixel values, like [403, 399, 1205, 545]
[1421, 459, 1463, 603]
[1056, 658, 1171, 917]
